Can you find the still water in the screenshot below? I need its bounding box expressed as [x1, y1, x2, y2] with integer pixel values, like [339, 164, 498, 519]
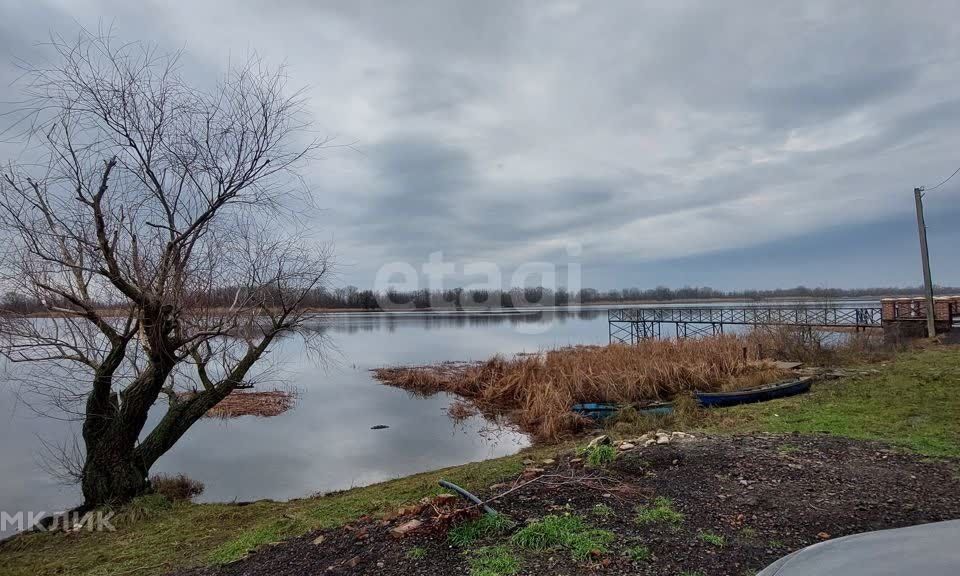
[0, 308, 613, 528]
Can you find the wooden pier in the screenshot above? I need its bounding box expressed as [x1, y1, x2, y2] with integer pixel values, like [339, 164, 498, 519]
[608, 305, 883, 344]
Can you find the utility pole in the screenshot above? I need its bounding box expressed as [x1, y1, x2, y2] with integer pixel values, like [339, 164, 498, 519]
[914, 187, 937, 338]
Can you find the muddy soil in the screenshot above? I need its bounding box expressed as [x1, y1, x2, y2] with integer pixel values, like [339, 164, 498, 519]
[173, 434, 960, 576]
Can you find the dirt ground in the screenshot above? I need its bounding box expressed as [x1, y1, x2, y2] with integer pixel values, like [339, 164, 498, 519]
[173, 434, 960, 576]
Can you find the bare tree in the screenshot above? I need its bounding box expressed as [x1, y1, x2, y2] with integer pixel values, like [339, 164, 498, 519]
[0, 32, 330, 508]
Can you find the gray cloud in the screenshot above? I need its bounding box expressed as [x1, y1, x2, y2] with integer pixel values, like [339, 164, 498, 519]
[2, 0, 959, 289]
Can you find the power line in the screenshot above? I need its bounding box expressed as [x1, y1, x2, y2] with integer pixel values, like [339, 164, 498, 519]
[923, 164, 960, 191]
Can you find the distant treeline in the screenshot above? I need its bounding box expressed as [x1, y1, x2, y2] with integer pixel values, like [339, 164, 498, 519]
[4, 285, 956, 314]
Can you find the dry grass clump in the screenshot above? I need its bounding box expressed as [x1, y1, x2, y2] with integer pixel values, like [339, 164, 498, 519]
[207, 391, 295, 418]
[150, 473, 205, 502]
[374, 336, 786, 441]
[177, 390, 296, 418]
[746, 326, 891, 366]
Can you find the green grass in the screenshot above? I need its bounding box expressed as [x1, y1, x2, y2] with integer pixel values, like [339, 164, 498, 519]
[634, 496, 684, 526]
[512, 514, 615, 560]
[0, 445, 560, 576]
[697, 530, 725, 547]
[703, 348, 960, 457]
[467, 545, 520, 576]
[626, 544, 652, 562]
[448, 513, 514, 546]
[585, 444, 617, 467]
[406, 546, 427, 560]
[591, 503, 614, 518]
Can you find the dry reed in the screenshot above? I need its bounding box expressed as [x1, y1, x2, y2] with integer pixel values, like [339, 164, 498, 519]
[373, 336, 787, 441]
[177, 390, 296, 418]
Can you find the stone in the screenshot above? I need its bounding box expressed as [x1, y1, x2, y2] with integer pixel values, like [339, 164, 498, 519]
[644, 439, 657, 447]
[432, 493, 459, 507]
[522, 467, 546, 480]
[522, 458, 535, 465]
[618, 442, 636, 451]
[384, 503, 426, 521]
[656, 433, 671, 445]
[541, 458, 556, 465]
[390, 519, 423, 539]
[587, 435, 611, 449]
[312, 535, 325, 545]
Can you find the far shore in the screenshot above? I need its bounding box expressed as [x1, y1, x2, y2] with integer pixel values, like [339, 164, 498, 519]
[9, 293, 917, 320]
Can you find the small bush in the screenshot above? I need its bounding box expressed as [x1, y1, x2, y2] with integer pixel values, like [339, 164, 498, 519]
[449, 513, 514, 546]
[698, 531, 725, 547]
[635, 496, 684, 526]
[467, 546, 519, 576]
[150, 473, 205, 502]
[512, 515, 615, 560]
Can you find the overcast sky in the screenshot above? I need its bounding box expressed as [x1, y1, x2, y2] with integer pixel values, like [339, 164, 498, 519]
[2, 1, 959, 291]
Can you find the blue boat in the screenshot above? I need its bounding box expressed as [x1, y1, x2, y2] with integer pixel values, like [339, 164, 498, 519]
[695, 377, 813, 408]
[572, 401, 674, 420]
[571, 402, 619, 420]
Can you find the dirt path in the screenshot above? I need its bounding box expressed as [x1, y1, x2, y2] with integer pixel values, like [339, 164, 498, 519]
[174, 434, 960, 576]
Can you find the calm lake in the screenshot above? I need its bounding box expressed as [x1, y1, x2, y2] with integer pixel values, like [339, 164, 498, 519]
[0, 302, 876, 531]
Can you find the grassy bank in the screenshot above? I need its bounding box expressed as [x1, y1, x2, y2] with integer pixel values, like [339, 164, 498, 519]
[2, 346, 957, 575]
[700, 347, 960, 457]
[0, 446, 560, 576]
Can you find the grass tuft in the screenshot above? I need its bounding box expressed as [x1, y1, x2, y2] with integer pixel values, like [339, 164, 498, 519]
[585, 444, 617, 468]
[467, 545, 520, 576]
[449, 513, 514, 546]
[698, 531, 725, 547]
[150, 473, 205, 502]
[512, 515, 615, 560]
[114, 493, 173, 526]
[406, 546, 427, 560]
[635, 496, 684, 526]
[626, 544, 652, 562]
[591, 503, 614, 518]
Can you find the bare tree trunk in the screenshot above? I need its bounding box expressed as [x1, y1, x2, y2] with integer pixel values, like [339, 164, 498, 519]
[81, 436, 150, 507]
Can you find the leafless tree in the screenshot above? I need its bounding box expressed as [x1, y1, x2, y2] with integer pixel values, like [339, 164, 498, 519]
[0, 31, 331, 508]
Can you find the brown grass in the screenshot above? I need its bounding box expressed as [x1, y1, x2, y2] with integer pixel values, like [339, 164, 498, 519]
[373, 336, 788, 441]
[745, 325, 892, 366]
[177, 390, 296, 418]
[150, 473, 205, 502]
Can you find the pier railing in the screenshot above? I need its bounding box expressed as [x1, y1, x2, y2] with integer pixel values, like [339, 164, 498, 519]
[608, 305, 882, 344]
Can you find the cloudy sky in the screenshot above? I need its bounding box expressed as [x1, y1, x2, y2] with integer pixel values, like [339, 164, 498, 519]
[2, 0, 959, 291]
